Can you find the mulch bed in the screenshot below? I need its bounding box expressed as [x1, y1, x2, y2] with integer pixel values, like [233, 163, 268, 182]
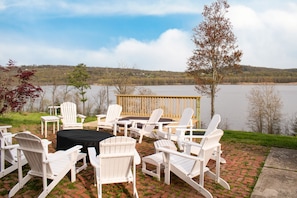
[0, 128, 269, 198]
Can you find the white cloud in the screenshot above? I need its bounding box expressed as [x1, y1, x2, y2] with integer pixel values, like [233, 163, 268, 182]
[110, 29, 193, 71]
[1, 0, 203, 16]
[0, 29, 193, 71]
[228, 2, 297, 68]
[2, 0, 297, 70]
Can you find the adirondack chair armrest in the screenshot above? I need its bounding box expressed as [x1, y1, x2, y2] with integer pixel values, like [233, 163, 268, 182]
[156, 121, 177, 130]
[165, 124, 191, 129]
[1, 133, 15, 147]
[162, 122, 178, 128]
[130, 119, 146, 124]
[190, 128, 207, 134]
[41, 139, 52, 145]
[96, 114, 107, 123]
[87, 147, 101, 168]
[110, 117, 122, 124]
[3, 144, 19, 150]
[0, 125, 12, 131]
[115, 116, 122, 121]
[129, 120, 145, 128]
[134, 149, 141, 165]
[2, 132, 15, 138]
[157, 147, 203, 161]
[96, 114, 106, 118]
[77, 114, 86, 123]
[46, 145, 82, 163]
[183, 141, 203, 154]
[64, 145, 83, 155]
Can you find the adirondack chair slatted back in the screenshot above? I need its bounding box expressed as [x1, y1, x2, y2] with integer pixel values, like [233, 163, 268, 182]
[175, 108, 194, 138]
[10, 132, 82, 197]
[144, 108, 163, 132]
[105, 104, 122, 123]
[192, 129, 223, 173]
[99, 136, 136, 182]
[60, 102, 77, 124]
[154, 139, 177, 151]
[14, 132, 53, 176]
[204, 114, 221, 136]
[178, 108, 194, 126]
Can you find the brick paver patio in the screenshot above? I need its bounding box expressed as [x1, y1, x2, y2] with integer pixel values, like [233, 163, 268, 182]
[0, 130, 269, 198]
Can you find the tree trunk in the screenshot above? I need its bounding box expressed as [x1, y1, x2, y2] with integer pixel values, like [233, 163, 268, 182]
[211, 84, 215, 118]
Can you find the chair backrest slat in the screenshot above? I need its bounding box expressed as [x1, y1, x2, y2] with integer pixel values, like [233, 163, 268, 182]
[60, 102, 77, 123]
[175, 108, 194, 138]
[15, 132, 53, 176]
[99, 136, 136, 181]
[105, 104, 122, 123]
[144, 108, 163, 132]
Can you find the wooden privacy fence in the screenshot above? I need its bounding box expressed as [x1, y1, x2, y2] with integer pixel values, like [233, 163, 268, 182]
[116, 95, 201, 128]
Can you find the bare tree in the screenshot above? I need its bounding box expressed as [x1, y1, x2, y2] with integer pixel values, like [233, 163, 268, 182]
[61, 85, 72, 102]
[247, 85, 283, 134]
[51, 79, 59, 106]
[112, 63, 135, 95]
[136, 87, 155, 95]
[93, 87, 108, 114]
[186, 0, 242, 118]
[290, 113, 297, 135]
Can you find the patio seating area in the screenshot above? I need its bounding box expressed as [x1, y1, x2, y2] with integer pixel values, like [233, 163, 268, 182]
[0, 125, 269, 197]
[1, 101, 295, 197]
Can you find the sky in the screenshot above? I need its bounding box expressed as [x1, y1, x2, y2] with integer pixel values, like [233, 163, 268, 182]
[0, 0, 296, 72]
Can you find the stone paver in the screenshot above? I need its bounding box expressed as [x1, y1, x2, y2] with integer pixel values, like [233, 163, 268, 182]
[251, 147, 297, 198]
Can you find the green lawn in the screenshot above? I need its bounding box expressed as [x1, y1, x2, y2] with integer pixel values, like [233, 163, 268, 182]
[1, 112, 297, 149]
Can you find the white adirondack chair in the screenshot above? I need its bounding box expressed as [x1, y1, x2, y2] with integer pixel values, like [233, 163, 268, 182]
[157, 129, 230, 198]
[157, 107, 194, 149]
[88, 136, 140, 198]
[9, 132, 82, 198]
[129, 108, 163, 143]
[59, 102, 86, 130]
[96, 104, 122, 131]
[0, 126, 27, 178]
[183, 114, 226, 163]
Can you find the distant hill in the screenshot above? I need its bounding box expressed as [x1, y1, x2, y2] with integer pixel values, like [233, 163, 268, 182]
[3, 64, 297, 86]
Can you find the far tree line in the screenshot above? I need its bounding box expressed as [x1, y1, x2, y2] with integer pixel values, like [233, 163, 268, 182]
[5, 64, 297, 86]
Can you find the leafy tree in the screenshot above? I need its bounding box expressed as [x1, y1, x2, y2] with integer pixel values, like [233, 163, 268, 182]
[0, 59, 43, 114]
[247, 85, 282, 134]
[186, 0, 242, 117]
[67, 63, 90, 114]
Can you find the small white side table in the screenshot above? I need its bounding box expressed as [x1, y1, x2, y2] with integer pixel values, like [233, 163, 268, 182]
[113, 120, 132, 137]
[48, 106, 60, 115]
[41, 116, 60, 138]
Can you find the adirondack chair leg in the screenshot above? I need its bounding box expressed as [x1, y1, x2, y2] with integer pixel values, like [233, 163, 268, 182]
[76, 153, 87, 173]
[138, 136, 143, 143]
[184, 177, 213, 198]
[9, 174, 32, 197]
[142, 153, 163, 181]
[0, 158, 27, 178]
[205, 171, 230, 190]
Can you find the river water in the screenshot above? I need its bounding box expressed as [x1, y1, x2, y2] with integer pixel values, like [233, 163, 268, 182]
[42, 84, 297, 132]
